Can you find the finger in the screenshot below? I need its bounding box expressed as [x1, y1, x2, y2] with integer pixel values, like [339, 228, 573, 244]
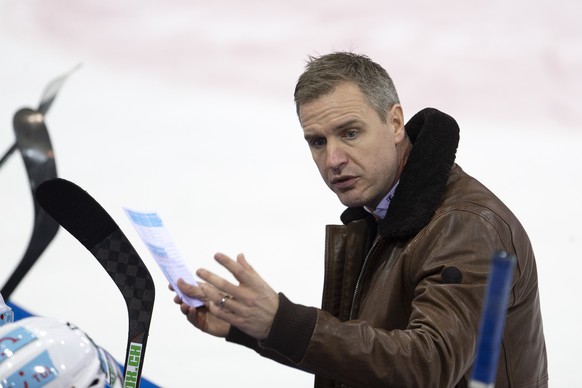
[176, 278, 191, 292]
[196, 267, 240, 297]
[217, 295, 240, 314]
[206, 298, 239, 324]
[180, 303, 191, 316]
[199, 284, 237, 313]
[168, 283, 175, 291]
[196, 283, 240, 315]
[214, 252, 257, 285]
[177, 278, 206, 299]
[236, 253, 253, 270]
[189, 307, 206, 330]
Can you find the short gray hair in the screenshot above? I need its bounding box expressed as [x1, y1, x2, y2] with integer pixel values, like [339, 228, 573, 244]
[294, 52, 400, 122]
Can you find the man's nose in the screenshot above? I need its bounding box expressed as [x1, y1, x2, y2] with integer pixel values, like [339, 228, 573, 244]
[326, 142, 348, 171]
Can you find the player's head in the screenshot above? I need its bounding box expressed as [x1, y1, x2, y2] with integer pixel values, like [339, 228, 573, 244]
[294, 51, 400, 122]
[0, 316, 123, 387]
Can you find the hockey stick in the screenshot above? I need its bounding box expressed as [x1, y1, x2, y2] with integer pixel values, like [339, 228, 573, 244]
[0, 143, 17, 169]
[0, 67, 78, 298]
[0, 64, 78, 171]
[35, 177, 155, 388]
[469, 251, 516, 388]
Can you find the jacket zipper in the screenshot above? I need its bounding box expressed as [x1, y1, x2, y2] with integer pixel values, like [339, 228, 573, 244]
[349, 235, 382, 320]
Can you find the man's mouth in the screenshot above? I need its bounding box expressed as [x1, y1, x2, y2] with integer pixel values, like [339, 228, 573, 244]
[331, 176, 357, 190]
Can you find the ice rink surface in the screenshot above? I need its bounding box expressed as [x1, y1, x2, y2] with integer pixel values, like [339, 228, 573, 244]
[1, 1, 581, 386]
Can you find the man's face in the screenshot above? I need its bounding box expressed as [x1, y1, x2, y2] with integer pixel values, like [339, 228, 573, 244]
[300, 83, 406, 210]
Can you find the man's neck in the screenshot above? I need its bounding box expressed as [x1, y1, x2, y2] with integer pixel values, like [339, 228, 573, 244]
[365, 181, 399, 220]
[365, 138, 412, 220]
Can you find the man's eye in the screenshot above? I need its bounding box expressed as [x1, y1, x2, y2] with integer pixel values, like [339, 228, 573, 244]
[345, 130, 358, 139]
[310, 138, 326, 148]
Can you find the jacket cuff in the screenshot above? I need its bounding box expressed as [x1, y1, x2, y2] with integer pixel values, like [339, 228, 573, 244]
[226, 326, 260, 352]
[260, 293, 318, 363]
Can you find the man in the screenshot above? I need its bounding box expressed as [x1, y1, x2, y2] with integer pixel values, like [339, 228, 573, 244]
[174, 52, 548, 387]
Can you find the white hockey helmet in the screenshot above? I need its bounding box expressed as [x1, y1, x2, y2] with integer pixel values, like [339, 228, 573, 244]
[0, 294, 13, 327]
[0, 316, 123, 387]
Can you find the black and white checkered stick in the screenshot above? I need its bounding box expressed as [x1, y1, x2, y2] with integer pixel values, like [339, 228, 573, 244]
[35, 178, 155, 388]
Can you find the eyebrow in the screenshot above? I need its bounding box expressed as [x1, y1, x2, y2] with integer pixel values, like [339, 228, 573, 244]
[303, 133, 319, 142]
[303, 118, 362, 140]
[334, 119, 361, 132]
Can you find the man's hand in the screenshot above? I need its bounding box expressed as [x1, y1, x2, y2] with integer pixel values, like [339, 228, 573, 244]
[173, 279, 231, 338]
[196, 252, 279, 340]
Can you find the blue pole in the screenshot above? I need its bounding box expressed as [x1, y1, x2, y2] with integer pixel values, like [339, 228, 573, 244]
[469, 251, 516, 388]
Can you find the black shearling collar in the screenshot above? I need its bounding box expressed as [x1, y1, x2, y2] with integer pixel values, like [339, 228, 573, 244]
[340, 108, 460, 238]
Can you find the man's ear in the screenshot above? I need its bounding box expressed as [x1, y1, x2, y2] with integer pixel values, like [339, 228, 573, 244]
[389, 104, 406, 143]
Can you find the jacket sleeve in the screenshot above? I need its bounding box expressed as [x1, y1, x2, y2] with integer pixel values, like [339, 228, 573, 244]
[258, 209, 523, 387]
[226, 293, 319, 372]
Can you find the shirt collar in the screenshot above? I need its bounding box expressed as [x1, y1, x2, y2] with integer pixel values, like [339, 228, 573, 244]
[364, 181, 399, 220]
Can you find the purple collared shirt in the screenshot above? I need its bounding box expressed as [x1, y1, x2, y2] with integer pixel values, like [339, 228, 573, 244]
[364, 181, 399, 220]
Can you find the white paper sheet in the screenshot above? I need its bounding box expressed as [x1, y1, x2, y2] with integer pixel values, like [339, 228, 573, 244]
[124, 208, 203, 308]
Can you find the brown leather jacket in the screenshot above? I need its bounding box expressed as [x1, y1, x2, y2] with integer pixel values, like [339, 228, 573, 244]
[227, 108, 548, 387]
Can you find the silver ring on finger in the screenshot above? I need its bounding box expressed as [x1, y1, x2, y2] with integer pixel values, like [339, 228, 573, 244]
[219, 295, 232, 309]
